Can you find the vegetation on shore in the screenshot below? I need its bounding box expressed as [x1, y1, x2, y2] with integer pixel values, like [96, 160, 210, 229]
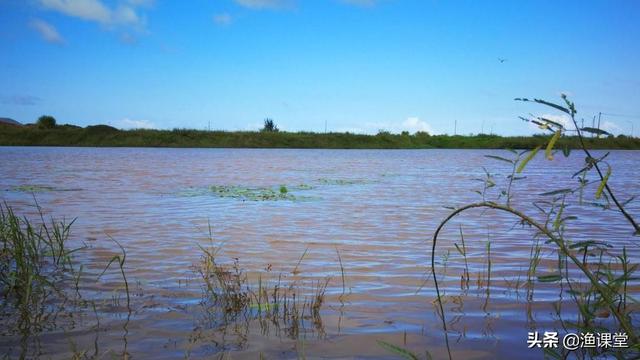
[1, 122, 639, 149]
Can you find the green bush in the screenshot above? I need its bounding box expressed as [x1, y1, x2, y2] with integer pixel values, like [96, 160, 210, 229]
[36, 115, 56, 129]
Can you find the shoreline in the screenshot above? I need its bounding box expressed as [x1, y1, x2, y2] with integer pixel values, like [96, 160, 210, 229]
[1, 126, 639, 150]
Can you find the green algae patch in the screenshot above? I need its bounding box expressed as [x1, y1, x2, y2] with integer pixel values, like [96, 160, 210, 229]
[178, 183, 317, 201]
[11, 185, 55, 192]
[8, 185, 83, 193]
[316, 178, 369, 186]
[291, 184, 315, 190]
[209, 185, 297, 201]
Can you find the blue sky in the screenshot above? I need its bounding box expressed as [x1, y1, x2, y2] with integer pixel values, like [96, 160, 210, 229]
[1, 0, 639, 135]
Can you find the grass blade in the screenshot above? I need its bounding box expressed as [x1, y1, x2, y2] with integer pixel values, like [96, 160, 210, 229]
[376, 340, 420, 360]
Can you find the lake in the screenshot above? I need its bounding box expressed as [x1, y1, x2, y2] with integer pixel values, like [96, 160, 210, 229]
[1, 147, 638, 359]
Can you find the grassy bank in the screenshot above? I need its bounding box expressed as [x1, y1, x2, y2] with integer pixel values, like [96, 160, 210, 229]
[1, 124, 639, 149]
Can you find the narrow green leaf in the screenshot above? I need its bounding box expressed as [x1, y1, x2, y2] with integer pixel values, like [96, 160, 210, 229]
[581, 127, 611, 136]
[484, 155, 514, 164]
[568, 240, 610, 250]
[562, 145, 571, 158]
[516, 146, 541, 174]
[539, 188, 572, 196]
[454, 243, 465, 256]
[538, 274, 562, 283]
[533, 99, 571, 115]
[376, 341, 420, 360]
[537, 116, 564, 129]
[595, 166, 611, 199]
[545, 130, 561, 160]
[553, 204, 564, 230]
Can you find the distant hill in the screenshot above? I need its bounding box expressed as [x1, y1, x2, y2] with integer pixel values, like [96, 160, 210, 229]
[0, 117, 22, 126]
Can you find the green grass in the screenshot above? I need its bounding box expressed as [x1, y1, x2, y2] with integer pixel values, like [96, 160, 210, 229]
[430, 96, 640, 360]
[1, 124, 639, 149]
[195, 239, 328, 339]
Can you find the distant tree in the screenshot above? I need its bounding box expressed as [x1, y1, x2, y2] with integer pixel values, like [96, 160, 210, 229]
[261, 118, 279, 132]
[37, 115, 56, 129]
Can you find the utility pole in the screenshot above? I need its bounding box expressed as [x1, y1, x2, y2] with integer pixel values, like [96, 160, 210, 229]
[481, 119, 485, 135]
[324, 119, 327, 134]
[597, 112, 602, 134]
[208, 121, 210, 131]
[454, 119, 457, 135]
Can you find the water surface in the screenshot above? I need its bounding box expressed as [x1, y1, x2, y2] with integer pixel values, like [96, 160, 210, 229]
[1, 147, 638, 359]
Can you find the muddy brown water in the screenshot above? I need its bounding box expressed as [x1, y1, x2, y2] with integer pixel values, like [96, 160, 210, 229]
[1, 147, 638, 359]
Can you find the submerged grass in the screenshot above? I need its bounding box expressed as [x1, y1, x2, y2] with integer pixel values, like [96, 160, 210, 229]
[0, 202, 78, 335]
[0, 202, 133, 359]
[194, 239, 329, 344]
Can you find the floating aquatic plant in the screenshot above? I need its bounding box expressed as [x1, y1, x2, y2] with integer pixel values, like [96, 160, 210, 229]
[179, 183, 317, 201]
[10, 185, 56, 193]
[316, 178, 369, 186]
[9, 185, 82, 193]
[209, 185, 297, 201]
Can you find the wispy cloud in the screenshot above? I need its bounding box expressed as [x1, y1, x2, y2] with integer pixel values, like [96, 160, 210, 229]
[37, 0, 148, 30]
[38, 0, 112, 24]
[119, 32, 138, 45]
[601, 120, 621, 135]
[233, 0, 294, 10]
[339, 0, 377, 7]
[115, 118, 156, 129]
[29, 19, 65, 44]
[1, 94, 42, 106]
[213, 13, 233, 26]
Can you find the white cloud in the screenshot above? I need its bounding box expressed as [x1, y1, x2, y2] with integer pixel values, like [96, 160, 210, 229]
[333, 126, 366, 134]
[340, 0, 377, 7]
[234, 0, 293, 10]
[115, 118, 156, 129]
[213, 13, 233, 26]
[363, 117, 437, 135]
[39, 0, 111, 24]
[113, 4, 142, 25]
[600, 121, 621, 135]
[37, 0, 147, 29]
[29, 19, 65, 44]
[125, 0, 154, 6]
[401, 117, 434, 134]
